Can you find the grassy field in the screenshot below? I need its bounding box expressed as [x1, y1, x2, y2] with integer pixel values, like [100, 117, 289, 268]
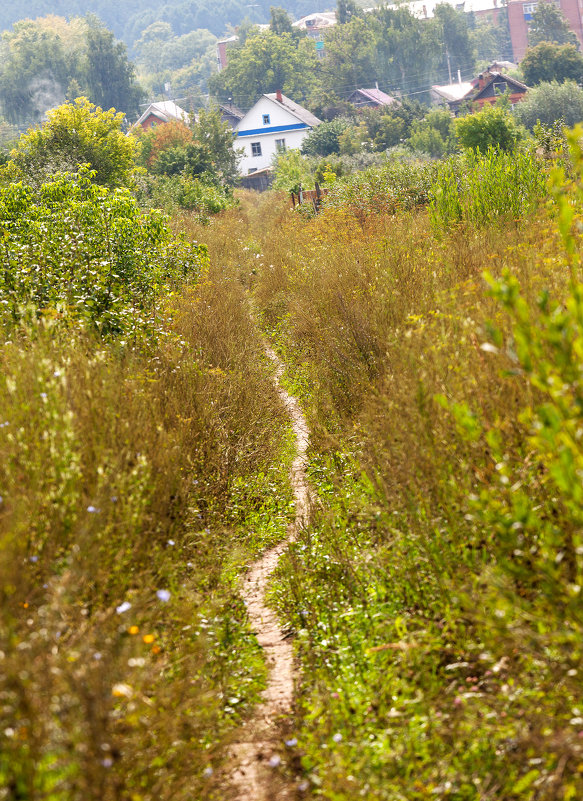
[3, 139, 583, 801]
[189, 149, 583, 800]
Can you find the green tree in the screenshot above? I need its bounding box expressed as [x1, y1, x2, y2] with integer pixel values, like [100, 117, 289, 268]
[273, 148, 313, 193]
[433, 5, 476, 82]
[337, 0, 362, 25]
[191, 105, 241, 185]
[301, 118, 351, 156]
[209, 30, 320, 107]
[322, 17, 378, 92]
[528, 2, 578, 47]
[521, 41, 583, 85]
[408, 108, 457, 157]
[270, 7, 301, 40]
[83, 16, 143, 117]
[513, 80, 583, 128]
[8, 97, 138, 187]
[455, 103, 526, 152]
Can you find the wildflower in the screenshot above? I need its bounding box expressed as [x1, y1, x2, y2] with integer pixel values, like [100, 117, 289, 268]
[332, 733, 343, 743]
[143, 634, 155, 644]
[87, 505, 100, 513]
[29, 555, 38, 563]
[128, 625, 139, 635]
[102, 757, 113, 768]
[285, 738, 298, 747]
[40, 392, 47, 399]
[269, 755, 281, 768]
[156, 589, 171, 603]
[203, 767, 213, 778]
[453, 696, 463, 706]
[93, 652, 102, 660]
[298, 780, 309, 792]
[116, 601, 131, 614]
[112, 683, 132, 698]
[167, 539, 175, 546]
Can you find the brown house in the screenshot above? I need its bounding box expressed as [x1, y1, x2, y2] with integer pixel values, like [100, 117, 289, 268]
[471, 71, 528, 108]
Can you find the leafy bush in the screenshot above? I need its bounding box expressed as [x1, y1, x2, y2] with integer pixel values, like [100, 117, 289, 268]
[513, 80, 583, 130]
[273, 148, 314, 194]
[430, 147, 546, 228]
[455, 103, 527, 152]
[0, 168, 208, 339]
[6, 97, 138, 187]
[408, 108, 457, 158]
[301, 118, 351, 157]
[322, 159, 438, 221]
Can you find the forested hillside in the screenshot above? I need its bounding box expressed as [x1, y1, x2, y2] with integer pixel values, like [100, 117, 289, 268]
[0, 0, 313, 42]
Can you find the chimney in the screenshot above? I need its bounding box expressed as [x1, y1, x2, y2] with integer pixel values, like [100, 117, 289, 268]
[478, 73, 485, 90]
[276, 89, 283, 103]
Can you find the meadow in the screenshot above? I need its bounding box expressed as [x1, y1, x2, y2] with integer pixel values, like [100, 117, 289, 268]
[3, 118, 583, 801]
[189, 140, 583, 799]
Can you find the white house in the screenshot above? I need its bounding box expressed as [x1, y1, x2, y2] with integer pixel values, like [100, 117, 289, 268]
[235, 91, 321, 175]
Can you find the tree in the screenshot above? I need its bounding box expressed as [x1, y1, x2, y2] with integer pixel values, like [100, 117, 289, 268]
[270, 7, 300, 40]
[521, 41, 583, 85]
[83, 16, 143, 117]
[272, 148, 313, 193]
[9, 97, 138, 187]
[433, 5, 476, 83]
[528, 2, 578, 47]
[191, 105, 241, 185]
[301, 118, 351, 156]
[337, 0, 362, 25]
[322, 17, 378, 92]
[408, 108, 457, 157]
[209, 30, 320, 107]
[455, 103, 526, 152]
[513, 80, 583, 129]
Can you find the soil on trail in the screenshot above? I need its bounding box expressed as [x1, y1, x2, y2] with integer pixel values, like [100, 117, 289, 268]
[226, 347, 310, 801]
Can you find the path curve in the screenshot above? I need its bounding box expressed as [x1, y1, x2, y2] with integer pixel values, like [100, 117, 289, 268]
[227, 346, 309, 800]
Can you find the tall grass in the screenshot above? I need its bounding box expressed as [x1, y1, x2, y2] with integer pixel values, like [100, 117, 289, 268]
[244, 149, 583, 799]
[0, 188, 293, 800]
[430, 147, 547, 229]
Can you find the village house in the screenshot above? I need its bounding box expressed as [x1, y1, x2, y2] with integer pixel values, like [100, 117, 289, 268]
[471, 70, 528, 107]
[235, 91, 321, 175]
[134, 101, 190, 132]
[348, 87, 399, 109]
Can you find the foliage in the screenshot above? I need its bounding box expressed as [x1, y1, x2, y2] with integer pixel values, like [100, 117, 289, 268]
[84, 15, 143, 117]
[272, 148, 314, 194]
[0, 15, 143, 126]
[433, 4, 476, 82]
[322, 160, 438, 221]
[137, 120, 194, 169]
[455, 103, 527, 152]
[514, 80, 583, 130]
[429, 147, 546, 228]
[521, 41, 583, 86]
[208, 30, 320, 108]
[6, 98, 138, 188]
[0, 168, 207, 340]
[408, 108, 457, 158]
[301, 118, 350, 157]
[528, 1, 579, 47]
[244, 135, 583, 800]
[0, 191, 294, 801]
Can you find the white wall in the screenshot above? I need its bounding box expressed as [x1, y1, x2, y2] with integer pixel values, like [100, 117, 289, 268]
[236, 96, 313, 174]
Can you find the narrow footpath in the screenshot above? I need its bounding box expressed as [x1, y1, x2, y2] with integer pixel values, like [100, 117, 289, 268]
[227, 346, 310, 800]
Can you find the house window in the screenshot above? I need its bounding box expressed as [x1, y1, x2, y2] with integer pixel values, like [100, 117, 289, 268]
[262, 114, 270, 125]
[523, 2, 537, 18]
[493, 81, 507, 93]
[275, 138, 286, 152]
[251, 142, 262, 157]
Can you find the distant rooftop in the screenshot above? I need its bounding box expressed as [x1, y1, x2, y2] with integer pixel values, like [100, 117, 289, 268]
[431, 81, 474, 102]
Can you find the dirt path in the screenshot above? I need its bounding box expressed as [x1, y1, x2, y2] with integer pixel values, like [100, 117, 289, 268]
[227, 347, 309, 800]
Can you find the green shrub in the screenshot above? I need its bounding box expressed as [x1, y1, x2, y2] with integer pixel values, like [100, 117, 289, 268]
[0, 167, 208, 339]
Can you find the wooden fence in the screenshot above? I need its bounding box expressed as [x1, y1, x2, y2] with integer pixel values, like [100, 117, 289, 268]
[290, 182, 328, 214]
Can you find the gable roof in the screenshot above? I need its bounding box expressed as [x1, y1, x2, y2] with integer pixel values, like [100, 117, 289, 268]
[135, 101, 190, 127]
[432, 82, 475, 103]
[349, 87, 399, 107]
[263, 93, 322, 127]
[472, 72, 528, 101]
